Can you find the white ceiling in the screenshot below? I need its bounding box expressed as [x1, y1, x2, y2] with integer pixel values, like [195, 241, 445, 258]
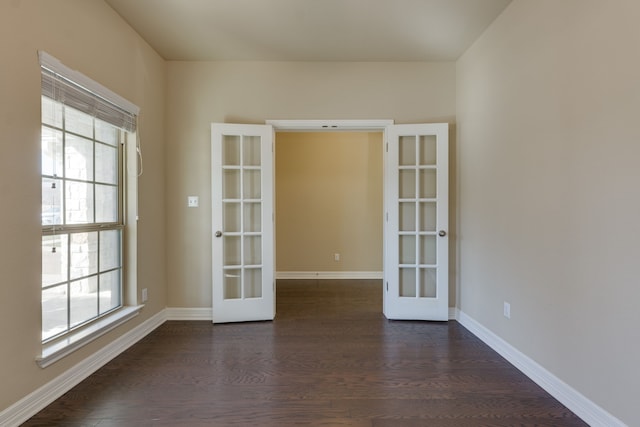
[105, 0, 512, 62]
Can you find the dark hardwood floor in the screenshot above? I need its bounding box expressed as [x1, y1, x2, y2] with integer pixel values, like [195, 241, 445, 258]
[23, 280, 587, 426]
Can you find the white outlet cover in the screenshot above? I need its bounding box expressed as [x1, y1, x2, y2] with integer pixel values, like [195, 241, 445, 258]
[188, 196, 199, 207]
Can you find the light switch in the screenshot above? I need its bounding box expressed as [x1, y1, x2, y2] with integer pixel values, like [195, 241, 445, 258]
[187, 196, 199, 207]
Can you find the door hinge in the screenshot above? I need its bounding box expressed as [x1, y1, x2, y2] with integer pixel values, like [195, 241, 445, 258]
[386, 142, 389, 152]
[386, 212, 388, 222]
[386, 281, 389, 291]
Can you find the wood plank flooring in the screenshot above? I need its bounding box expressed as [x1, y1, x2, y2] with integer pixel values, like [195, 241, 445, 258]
[23, 280, 587, 426]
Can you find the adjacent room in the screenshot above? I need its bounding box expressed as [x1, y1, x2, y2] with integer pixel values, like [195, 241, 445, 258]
[1, 1, 638, 426]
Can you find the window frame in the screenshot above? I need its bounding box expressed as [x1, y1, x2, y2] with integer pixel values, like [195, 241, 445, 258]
[41, 102, 126, 342]
[38, 51, 140, 350]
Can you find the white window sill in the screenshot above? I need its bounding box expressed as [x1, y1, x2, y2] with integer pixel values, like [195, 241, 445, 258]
[36, 305, 143, 368]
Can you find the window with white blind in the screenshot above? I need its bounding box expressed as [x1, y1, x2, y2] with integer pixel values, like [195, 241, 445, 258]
[39, 52, 139, 343]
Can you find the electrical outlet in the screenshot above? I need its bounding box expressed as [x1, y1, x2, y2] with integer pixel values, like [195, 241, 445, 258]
[503, 301, 511, 319]
[142, 288, 148, 303]
[334, 253, 340, 262]
[187, 196, 199, 207]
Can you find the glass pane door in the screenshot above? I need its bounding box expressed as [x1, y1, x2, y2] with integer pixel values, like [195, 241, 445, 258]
[222, 135, 263, 300]
[398, 134, 438, 299]
[384, 124, 448, 321]
[212, 124, 274, 323]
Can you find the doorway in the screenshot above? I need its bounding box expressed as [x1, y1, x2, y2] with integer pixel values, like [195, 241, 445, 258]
[274, 131, 384, 280]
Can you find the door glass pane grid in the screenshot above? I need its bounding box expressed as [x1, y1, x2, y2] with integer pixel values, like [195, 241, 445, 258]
[419, 135, 437, 166]
[398, 135, 416, 298]
[419, 268, 437, 298]
[223, 269, 241, 300]
[244, 268, 262, 299]
[222, 134, 263, 301]
[397, 133, 439, 300]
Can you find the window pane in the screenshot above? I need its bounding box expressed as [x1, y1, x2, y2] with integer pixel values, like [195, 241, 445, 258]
[399, 202, 416, 231]
[399, 235, 416, 265]
[70, 232, 98, 280]
[224, 269, 241, 299]
[96, 184, 118, 223]
[95, 119, 118, 146]
[66, 181, 94, 224]
[100, 230, 121, 271]
[419, 202, 437, 232]
[41, 67, 125, 342]
[419, 268, 437, 298]
[42, 178, 63, 226]
[243, 136, 261, 166]
[41, 126, 63, 177]
[399, 136, 416, 166]
[42, 96, 62, 128]
[419, 169, 436, 199]
[243, 169, 261, 199]
[224, 202, 240, 232]
[244, 236, 262, 265]
[224, 135, 240, 166]
[65, 134, 94, 181]
[95, 143, 118, 184]
[70, 277, 98, 327]
[399, 170, 416, 199]
[65, 106, 93, 138]
[224, 236, 241, 266]
[224, 170, 240, 199]
[419, 135, 437, 166]
[399, 268, 416, 297]
[99, 270, 121, 314]
[244, 268, 262, 298]
[244, 202, 261, 232]
[42, 234, 68, 287]
[42, 284, 68, 341]
[419, 235, 437, 265]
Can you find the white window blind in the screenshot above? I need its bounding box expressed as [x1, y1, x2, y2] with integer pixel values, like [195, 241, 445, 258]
[38, 51, 139, 133]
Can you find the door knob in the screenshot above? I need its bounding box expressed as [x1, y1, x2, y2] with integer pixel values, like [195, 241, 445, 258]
[438, 230, 447, 237]
[215, 231, 222, 238]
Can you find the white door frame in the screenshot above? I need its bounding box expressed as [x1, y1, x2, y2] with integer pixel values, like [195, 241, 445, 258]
[266, 119, 394, 131]
[266, 119, 449, 321]
[267, 119, 393, 281]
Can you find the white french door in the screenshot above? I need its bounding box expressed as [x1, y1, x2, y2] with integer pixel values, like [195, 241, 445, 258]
[211, 123, 275, 323]
[384, 123, 449, 321]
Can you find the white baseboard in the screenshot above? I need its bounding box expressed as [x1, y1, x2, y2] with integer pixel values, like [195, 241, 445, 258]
[276, 271, 383, 280]
[166, 307, 212, 321]
[0, 310, 167, 427]
[448, 307, 458, 320]
[457, 310, 626, 427]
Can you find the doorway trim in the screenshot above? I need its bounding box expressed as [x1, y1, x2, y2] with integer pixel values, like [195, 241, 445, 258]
[268, 119, 393, 281]
[266, 119, 394, 131]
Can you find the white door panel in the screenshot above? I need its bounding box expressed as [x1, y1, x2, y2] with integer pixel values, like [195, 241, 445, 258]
[212, 123, 274, 323]
[384, 124, 449, 321]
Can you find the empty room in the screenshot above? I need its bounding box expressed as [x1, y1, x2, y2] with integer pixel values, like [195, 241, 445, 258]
[1, 1, 638, 426]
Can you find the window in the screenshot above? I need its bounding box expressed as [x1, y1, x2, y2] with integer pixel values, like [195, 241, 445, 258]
[40, 52, 138, 343]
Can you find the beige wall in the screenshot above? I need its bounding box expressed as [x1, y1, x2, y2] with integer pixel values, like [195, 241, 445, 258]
[456, 0, 640, 424]
[166, 61, 456, 307]
[276, 132, 383, 273]
[0, 0, 166, 412]
[5, 0, 634, 423]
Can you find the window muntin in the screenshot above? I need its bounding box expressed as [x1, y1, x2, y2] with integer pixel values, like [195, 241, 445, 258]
[41, 98, 124, 342]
